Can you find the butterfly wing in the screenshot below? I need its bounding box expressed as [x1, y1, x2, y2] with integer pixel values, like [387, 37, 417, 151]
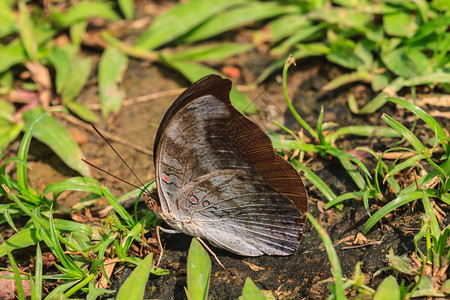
[154, 75, 307, 256]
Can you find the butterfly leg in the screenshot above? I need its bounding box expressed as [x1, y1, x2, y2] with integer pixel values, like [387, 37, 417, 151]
[195, 237, 226, 270]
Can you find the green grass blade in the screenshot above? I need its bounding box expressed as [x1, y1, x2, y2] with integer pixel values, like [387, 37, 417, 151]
[48, 211, 85, 276]
[328, 148, 368, 190]
[43, 280, 79, 299]
[186, 238, 211, 300]
[34, 243, 42, 300]
[17, 112, 47, 190]
[387, 97, 449, 154]
[64, 273, 95, 298]
[282, 56, 316, 138]
[268, 132, 318, 152]
[116, 254, 154, 300]
[43, 176, 102, 199]
[324, 191, 365, 209]
[306, 213, 346, 300]
[384, 154, 426, 179]
[101, 186, 135, 227]
[363, 190, 437, 234]
[382, 113, 425, 154]
[421, 190, 440, 242]
[328, 125, 401, 144]
[5, 246, 25, 300]
[290, 160, 343, 210]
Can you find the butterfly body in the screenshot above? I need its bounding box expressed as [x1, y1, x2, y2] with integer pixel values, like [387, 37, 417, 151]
[152, 75, 307, 256]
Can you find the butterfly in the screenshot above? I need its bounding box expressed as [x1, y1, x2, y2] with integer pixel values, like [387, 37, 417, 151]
[150, 74, 307, 256]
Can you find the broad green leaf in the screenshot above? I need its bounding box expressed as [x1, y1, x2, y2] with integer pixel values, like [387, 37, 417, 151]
[0, 119, 23, 156]
[405, 47, 431, 75]
[255, 14, 309, 45]
[99, 46, 128, 118]
[257, 43, 330, 84]
[348, 92, 389, 114]
[327, 40, 364, 69]
[322, 69, 370, 91]
[374, 276, 400, 300]
[48, 47, 71, 94]
[408, 16, 450, 45]
[51, 2, 120, 28]
[0, 39, 27, 73]
[412, 275, 446, 297]
[185, 239, 210, 300]
[0, 228, 41, 257]
[159, 56, 257, 114]
[371, 59, 391, 91]
[308, 7, 371, 31]
[182, 2, 298, 43]
[66, 101, 99, 123]
[431, 0, 450, 11]
[135, 0, 246, 49]
[18, 1, 37, 60]
[383, 11, 418, 38]
[118, 0, 134, 20]
[239, 278, 267, 300]
[400, 71, 450, 87]
[70, 21, 87, 49]
[61, 56, 91, 102]
[165, 43, 253, 62]
[116, 254, 153, 300]
[22, 107, 91, 177]
[0, 70, 14, 92]
[0, 1, 16, 38]
[271, 23, 324, 56]
[354, 38, 374, 70]
[382, 47, 419, 78]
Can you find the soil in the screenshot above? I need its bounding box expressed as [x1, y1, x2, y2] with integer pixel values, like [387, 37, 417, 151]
[2, 5, 449, 300]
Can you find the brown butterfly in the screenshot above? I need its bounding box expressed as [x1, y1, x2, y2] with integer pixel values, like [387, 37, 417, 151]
[150, 75, 307, 256]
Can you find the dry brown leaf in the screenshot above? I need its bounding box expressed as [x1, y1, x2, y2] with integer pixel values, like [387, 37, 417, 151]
[243, 260, 265, 271]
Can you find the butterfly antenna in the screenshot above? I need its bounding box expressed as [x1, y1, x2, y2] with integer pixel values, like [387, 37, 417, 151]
[81, 158, 142, 190]
[89, 124, 151, 194]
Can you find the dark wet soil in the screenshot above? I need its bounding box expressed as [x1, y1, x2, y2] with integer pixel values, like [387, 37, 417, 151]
[2, 7, 449, 300]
